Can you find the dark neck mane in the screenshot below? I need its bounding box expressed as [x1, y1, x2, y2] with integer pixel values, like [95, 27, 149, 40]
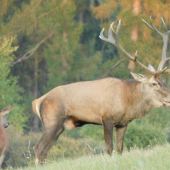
[122, 79, 152, 119]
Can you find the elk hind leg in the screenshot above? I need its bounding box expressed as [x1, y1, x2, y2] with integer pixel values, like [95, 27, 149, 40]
[34, 122, 64, 165]
[33, 99, 66, 165]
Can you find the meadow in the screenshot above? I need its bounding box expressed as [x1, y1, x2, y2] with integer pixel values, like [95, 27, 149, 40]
[7, 143, 170, 170]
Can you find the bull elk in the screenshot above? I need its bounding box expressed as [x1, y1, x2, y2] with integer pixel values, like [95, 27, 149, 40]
[33, 17, 170, 165]
[0, 104, 12, 168]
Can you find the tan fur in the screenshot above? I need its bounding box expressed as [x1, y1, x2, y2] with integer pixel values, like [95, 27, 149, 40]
[64, 119, 76, 130]
[32, 99, 38, 115]
[33, 76, 170, 165]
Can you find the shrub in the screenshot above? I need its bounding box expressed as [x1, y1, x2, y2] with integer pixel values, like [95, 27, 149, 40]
[124, 121, 166, 149]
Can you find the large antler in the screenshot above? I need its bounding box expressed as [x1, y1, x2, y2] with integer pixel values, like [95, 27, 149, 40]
[99, 18, 169, 74]
[142, 16, 170, 73]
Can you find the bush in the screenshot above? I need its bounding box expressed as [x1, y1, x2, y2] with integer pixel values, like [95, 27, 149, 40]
[4, 126, 105, 169]
[4, 126, 41, 168]
[124, 121, 166, 149]
[65, 121, 166, 150]
[48, 136, 105, 161]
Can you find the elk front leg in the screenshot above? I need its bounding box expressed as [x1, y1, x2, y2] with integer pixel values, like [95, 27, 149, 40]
[115, 125, 127, 154]
[103, 120, 114, 155]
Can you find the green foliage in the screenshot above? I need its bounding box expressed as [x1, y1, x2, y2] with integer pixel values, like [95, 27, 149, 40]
[4, 126, 105, 168]
[0, 37, 27, 130]
[146, 107, 170, 128]
[5, 126, 39, 168]
[124, 121, 166, 149]
[65, 119, 167, 150]
[65, 124, 104, 141]
[48, 136, 105, 160]
[23, 95, 41, 132]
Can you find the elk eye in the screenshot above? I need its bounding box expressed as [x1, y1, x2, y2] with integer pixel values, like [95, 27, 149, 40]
[152, 82, 157, 86]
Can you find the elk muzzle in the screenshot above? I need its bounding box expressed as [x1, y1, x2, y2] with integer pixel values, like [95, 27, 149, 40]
[163, 95, 170, 107]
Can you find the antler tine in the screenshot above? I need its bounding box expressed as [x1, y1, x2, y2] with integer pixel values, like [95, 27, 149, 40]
[116, 19, 121, 33]
[161, 17, 168, 31]
[100, 20, 133, 61]
[158, 17, 170, 71]
[99, 19, 168, 74]
[143, 17, 170, 72]
[142, 19, 154, 31]
[142, 16, 165, 37]
[99, 22, 115, 45]
[149, 16, 163, 35]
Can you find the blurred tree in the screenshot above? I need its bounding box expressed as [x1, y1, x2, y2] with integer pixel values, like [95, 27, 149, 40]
[0, 0, 120, 133]
[0, 37, 27, 130]
[0, 0, 84, 132]
[93, 0, 170, 74]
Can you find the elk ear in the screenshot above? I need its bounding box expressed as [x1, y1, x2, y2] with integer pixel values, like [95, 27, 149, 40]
[0, 104, 13, 116]
[130, 72, 144, 82]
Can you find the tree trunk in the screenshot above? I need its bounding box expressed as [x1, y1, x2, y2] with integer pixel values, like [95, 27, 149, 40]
[34, 56, 38, 98]
[129, 0, 141, 70]
[31, 56, 41, 132]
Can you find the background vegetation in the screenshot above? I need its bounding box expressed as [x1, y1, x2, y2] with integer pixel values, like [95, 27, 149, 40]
[0, 0, 170, 168]
[7, 144, 170, 170]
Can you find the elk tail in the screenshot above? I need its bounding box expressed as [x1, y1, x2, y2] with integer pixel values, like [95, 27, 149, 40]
[32, 99, 41, 119]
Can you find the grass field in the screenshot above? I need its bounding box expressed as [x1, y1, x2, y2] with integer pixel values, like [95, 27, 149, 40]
[7, 143, 170, 170]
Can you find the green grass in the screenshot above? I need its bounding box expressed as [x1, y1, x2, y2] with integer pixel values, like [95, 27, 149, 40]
[8, 144, 170, 170]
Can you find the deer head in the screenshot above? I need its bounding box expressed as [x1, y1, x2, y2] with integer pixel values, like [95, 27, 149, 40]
[0, 104, 13, 128]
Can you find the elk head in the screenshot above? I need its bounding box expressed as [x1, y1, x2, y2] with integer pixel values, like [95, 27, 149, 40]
[0, 104, 13, 128]
[100, 17, 170, 108]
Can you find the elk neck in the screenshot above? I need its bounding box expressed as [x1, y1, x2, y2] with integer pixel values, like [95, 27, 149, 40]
[122, 79, 153, 120]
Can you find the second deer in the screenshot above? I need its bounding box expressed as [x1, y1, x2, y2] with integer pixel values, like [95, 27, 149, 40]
[0, 104, 12, 168]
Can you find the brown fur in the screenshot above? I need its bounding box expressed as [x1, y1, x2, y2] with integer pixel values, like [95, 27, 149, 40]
[33, 76, 170, 165]
[0, 125, 8, 154]
[0, 104, 12, 168]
